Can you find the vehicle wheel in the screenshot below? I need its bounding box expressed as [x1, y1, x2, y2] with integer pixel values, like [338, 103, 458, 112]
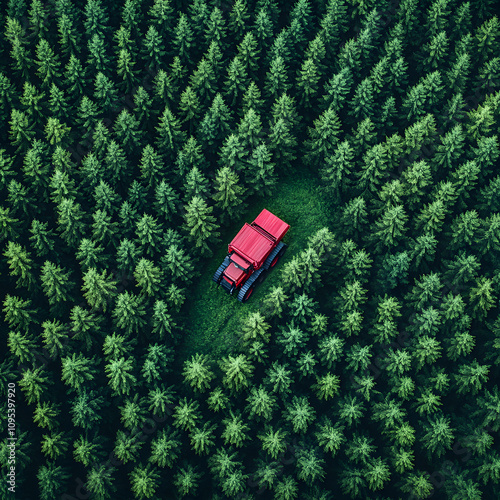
[270, 244, 287, 268]
[242, 283, 255, 302]
[257, 270, 266, 283]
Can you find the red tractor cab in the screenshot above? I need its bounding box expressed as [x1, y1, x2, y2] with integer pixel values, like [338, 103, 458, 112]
[212, 209, 289, 302]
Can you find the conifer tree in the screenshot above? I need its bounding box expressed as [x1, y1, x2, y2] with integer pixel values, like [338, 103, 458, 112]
[155, 106, 186, 161]
[212, 166, 246, 224]
[183, 353, 214, 393]
[264, 56, 290, 100]
[246, 143, 276, 197]
[182, 196, 220, 256]
[305, 107, 341, 167]
[220, 354, 254, 393]
[198, 93, 232, 149]
[82, 267, 117, 312]
[4, 241, 35, 291]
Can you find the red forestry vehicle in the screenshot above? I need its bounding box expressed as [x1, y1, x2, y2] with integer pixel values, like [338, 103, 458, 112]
[212, 209, 289, 302]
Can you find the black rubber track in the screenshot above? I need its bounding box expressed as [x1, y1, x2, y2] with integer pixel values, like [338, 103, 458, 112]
[237, 268, 264, 302]
[212, 256, 231, 284]
[263, 242, 286, 270]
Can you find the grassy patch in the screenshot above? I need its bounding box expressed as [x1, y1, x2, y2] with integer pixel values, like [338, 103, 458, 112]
[179, 171, 333, 363]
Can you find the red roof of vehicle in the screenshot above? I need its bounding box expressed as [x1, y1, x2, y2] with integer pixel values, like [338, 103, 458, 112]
[229, 223, 274, 266]
[253, 209, 290, 241]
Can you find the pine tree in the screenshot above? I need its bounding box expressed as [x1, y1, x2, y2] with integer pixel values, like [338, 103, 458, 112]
[258, 426, 288, 459]
[245, 384, 276, 421]
[133, 86, 153, 125]
[476, 15, 500, 62]
[469, 276, 496, 320]
[42, 434, 69, 461]
[3, 294, 38, 333]
[220, 354, 254, 393]
[296, 58, 319, 107]
[112, 291, 147, 335]
[172, 397, 200, 431]
[149, 426, 181, 468]
[37, 463, 70, 500]
[219, 133, 247, 173]
[154, 181, 179, 222]
[161, 244, 194, 285]
[261, 285, 288, 319]
[371, 205, 408, 251]
[182, 353, 214, 393]
[322, 67, 353, 111]
[63, 54, 87, 97]
[283, 396, 316, 434]
[172, 13, 194, 64]
[19, 366, 52, 404]
[212, 166, 246, 224]
[105, 356, 137, 396]
[8, 330, 38, 364]
[182, 196, 220, 256]
[400, 471, 434, 499]
[336, 394, 366, 427]
[183, 166, 210, 201]
[94, 72, 118, 113]
[264, 56, 290, 100]
[77, 96, 100, 141]
[313, 373, 341, 400]
[269, 117, 297, 170]
[320, 140, 354, 199]
[253, 7, 275, 54]
[61, 353, 98, 391]
[205, 6, 226, 46]
[40, 261, 74, 305]
[178, 86, 201, 132]
[155, 106, 186, 161]
[207, 387, 229, 413]
[76, 238, 107, 270]
[9, 36, 33, 81]
[135, 213, 162, 257]
[94, 181, 121, 214]
[151, 299, 177, 341]
[246, 143, 276, 197]
[35, 39, 61, 87]
[315, 419, 345, 457]
[3, 241, 35, 291]
[142, 25, 164, 71]
[223, 56, 248, 107]
[190, 57, 215, 106]
[57, 10, 81, 58]
[82, 267, 117, 312]
[198, 93, 232, 149]
[264, 361, 294, 394]
[7, 180, 35, 219]
[73, 434, 104, 467]
[339, 197, 368, 239]
[220, 411, 249, 448]
[305, 107, 341, 167]
[133, 258, 163, 298]
[173, 464, 201, 498]
[9, 109, 35, 154]
[422, 413, 455, 459]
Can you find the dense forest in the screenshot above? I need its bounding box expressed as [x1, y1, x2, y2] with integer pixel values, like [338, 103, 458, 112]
[1, 0, 500, 498]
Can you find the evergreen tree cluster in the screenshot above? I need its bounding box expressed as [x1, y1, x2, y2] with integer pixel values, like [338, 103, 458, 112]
[1, 0, 500, 499]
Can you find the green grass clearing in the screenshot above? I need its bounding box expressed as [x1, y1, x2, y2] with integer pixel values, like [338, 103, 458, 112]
[178, 171, 334, 363]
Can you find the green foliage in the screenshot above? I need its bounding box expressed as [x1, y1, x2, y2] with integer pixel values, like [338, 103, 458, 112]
[3, 4, 500, 499]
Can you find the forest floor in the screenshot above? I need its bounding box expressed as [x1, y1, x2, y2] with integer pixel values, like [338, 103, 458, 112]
[178, 168, 334, 363]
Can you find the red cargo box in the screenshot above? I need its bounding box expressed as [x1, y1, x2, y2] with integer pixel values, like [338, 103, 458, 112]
[253, 209, 290, 242]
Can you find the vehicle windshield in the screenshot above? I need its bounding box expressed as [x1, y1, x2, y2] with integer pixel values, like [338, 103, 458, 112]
[230, 259, 248, 271]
